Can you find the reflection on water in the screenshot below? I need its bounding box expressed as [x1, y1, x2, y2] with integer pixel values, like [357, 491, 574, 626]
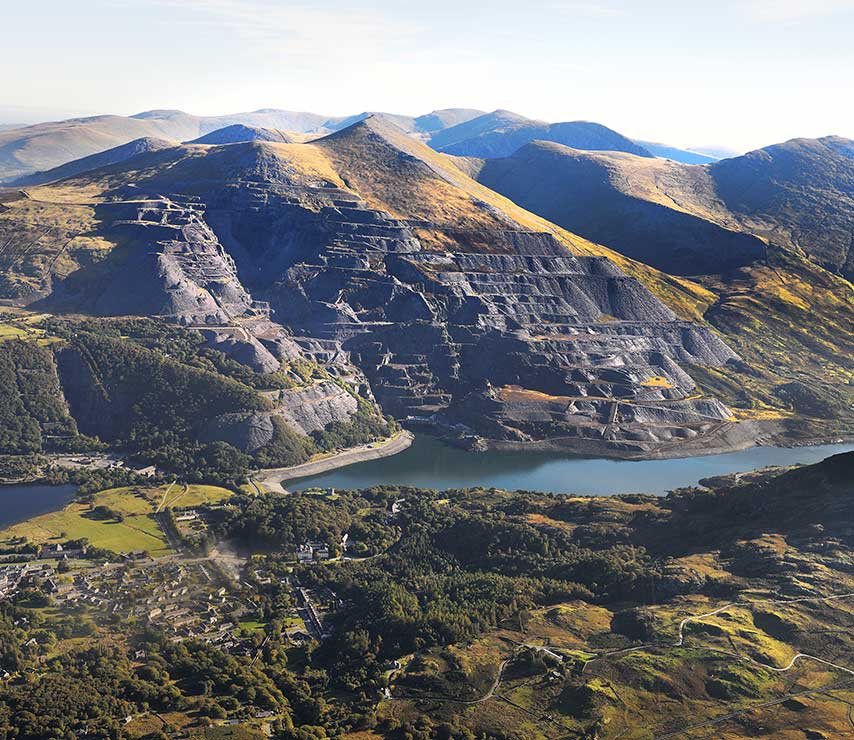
[0, 484, 77, 528]
[288, 437, 854, 496]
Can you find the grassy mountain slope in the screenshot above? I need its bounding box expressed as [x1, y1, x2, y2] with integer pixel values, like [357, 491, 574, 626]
[710, 136, 854, 279]
[478, 136, 854, 280]
[0, 108, 487, 183]
[475, 141, 767, 274]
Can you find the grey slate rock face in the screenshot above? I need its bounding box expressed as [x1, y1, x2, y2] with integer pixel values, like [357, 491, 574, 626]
[44, 197, 257, 326]
[172, 172, 739, 451]
[275, 381, 359, 434]
[199, 382, 360, 452]
[201, 412, 276, 452]
[199, 329, 281, 374]
[38, 139, 741, 455]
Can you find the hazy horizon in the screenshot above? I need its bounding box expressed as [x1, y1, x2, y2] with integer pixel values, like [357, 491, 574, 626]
[4, 0, 854, 152]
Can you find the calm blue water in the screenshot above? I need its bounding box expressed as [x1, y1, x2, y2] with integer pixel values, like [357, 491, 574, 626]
[288, 437, 854, 496]
[0, 484, 77, 528]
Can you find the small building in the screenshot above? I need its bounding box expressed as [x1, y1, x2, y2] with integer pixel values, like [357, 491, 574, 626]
[41, 543, 86, 560]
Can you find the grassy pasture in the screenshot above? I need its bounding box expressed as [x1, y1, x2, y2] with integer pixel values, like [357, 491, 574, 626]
[0, 501, 171, 556]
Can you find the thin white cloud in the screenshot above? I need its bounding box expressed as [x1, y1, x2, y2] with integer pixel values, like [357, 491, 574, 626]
[548, 1, 623, 16]
[109, 0, 425, 62]
[744, 0, 854, 23]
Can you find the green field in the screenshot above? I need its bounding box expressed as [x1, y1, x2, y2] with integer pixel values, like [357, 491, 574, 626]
[0, 502, 171, 556]
[238, 620, 267, 633]
[0, 483, 234, 557]
[168, 484, 233, 508]
[93, 486, 158, 515]
[0, 312, 56, 345]
[96, 483, 234, 513]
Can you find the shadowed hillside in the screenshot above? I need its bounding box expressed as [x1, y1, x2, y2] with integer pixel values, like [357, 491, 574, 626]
[477, 136, 854, 280]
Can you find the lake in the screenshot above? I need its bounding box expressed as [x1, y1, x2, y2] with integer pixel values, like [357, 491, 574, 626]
[287, 437, 854, 495]
[0, 484, 77, 529]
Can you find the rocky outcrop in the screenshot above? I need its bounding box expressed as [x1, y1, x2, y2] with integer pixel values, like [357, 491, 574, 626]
[43, 195, 262, 325]
[199, 328, 281, 373]
[200, 412, 275, 452]
[274, 381, 358, 434]
[198, 381, 360, 452]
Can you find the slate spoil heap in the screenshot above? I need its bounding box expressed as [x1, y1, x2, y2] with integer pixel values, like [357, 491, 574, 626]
[4, 118, 746, 457]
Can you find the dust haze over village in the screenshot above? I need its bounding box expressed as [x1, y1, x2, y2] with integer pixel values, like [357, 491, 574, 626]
[0, 2, 853, 739]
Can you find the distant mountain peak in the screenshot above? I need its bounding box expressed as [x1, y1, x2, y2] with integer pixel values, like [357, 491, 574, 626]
[131, 109, 189, 119]
[189, 124, 298, 145]
[428, 111, 652, 159]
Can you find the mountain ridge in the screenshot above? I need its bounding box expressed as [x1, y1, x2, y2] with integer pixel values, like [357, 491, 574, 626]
[0, 115, 749, 459]
[0, 106, 661, 182]
[428, 109, 654, 158]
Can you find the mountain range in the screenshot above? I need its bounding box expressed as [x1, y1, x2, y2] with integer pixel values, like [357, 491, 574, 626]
[0, 107, 721, 184]
[0, 107, 851, 464]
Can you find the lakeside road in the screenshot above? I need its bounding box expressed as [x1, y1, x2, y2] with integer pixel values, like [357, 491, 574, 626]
[256, 430, 414, 493]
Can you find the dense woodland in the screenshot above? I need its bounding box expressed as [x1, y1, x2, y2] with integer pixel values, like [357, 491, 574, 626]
[0, 453, 852, 738]
[0, 318, 395, 487]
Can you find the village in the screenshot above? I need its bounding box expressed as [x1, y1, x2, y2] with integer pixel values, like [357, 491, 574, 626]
[0, 520, 354, 657]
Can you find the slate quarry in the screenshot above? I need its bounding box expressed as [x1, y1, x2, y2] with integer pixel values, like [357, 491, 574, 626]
[19, 125, 743, 457]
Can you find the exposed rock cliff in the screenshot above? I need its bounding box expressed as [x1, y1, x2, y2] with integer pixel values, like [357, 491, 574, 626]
[3, 118, 748, 457]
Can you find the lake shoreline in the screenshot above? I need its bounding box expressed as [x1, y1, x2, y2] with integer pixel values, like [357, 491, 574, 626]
[283, 435, 854, 496]
[257, 430, 415, 492]
[0, 483, 78, 530]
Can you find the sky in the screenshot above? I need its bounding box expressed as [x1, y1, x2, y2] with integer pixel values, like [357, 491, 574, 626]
[3, 0, 853, 152]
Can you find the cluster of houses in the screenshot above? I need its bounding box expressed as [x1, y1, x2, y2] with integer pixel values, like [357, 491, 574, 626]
[41, 542, 87, 560]
[294, 531, 352, 565]
[0, 561, 57, 599]
[36, 559, 255, 654]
